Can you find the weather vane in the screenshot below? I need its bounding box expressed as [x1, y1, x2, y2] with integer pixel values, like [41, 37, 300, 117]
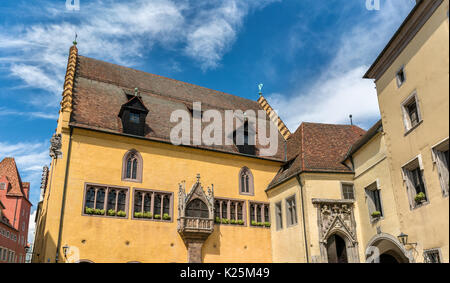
[73, 33, 78, 45]
[258, 83, 264, 96]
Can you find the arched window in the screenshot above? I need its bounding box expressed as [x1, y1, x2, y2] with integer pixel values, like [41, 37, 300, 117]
[122, 150, 143, 182]
[186, 199, 209, 218]
[239, 167, 254, 195]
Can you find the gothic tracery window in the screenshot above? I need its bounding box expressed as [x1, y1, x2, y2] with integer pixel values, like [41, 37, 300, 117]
[122, 150, 143, 182]
[239, 167, 254, 195]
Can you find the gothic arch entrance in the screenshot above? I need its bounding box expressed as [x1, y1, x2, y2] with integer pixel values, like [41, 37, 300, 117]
[326, 234, 348, 263]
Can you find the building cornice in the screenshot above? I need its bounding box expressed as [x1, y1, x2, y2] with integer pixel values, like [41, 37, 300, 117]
[364, 0, 443, 80]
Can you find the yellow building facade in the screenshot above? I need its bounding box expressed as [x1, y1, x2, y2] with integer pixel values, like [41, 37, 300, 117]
[33, 0, 448, 263]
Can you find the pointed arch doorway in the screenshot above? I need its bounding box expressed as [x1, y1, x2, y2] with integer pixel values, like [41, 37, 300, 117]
[326, 234, 348, 263]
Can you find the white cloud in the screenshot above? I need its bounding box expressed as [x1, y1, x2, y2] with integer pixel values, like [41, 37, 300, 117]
[0, 0, 280, 107]
[28, 210, 37, 245]
[267, 1, 415, 131]
[0, 108, 58, 120]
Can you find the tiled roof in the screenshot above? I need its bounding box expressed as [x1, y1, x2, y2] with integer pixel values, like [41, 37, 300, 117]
[268, 122, 366, 189]
[0, 158, 25, 197]
[69, 55, 286, 161]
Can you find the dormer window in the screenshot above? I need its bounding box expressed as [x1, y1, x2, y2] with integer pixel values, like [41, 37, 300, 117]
[118, 94, 149, 137]
[233, 121, 256, 155]
[396, 66, 406, 87]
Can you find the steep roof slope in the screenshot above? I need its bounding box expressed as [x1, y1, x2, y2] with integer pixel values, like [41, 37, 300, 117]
[268, 122, 366, 189]
[69, 55, 286, 161]
[0, 157, 24, 197]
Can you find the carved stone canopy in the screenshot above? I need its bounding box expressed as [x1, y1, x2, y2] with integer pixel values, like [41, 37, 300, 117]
[177, 174, 215, 263]
[312, 199, 357, 244]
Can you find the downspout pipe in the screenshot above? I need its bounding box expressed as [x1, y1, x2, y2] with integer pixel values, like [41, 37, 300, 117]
[55, 127, 73, 263]
[295, 174, 309, 263]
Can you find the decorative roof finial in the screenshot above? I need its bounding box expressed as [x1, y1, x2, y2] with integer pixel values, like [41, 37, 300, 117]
[196, 173, 201, 183]
[73, 33, 78, 45]
[134, 87, 139, 97]
[258, 83, 264, 96]
[349, 114, 353, 126]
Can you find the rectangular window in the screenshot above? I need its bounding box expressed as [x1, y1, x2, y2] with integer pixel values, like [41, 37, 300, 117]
[342, 183, 355, 200]
[83, 184, 129, 218]
[402, 92, 422, 133]
[286, 196, 298, 226]
[365, 182, 383, 221]
[396, 67, 406, 87]
[0, 183, 5, 190]
[214, 198, 245, 225]
[424, 249, 442, 263]
[402, 156, 428, 209]
[275, 202, 283, 230]
[129, 112, 140, 124]
[432, 139, 449, 197]
[132, 189, 173, 221]
[249, 202, 270, 227]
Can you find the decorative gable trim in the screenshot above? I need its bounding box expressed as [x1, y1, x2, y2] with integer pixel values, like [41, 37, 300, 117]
[61, 44, 78, 112]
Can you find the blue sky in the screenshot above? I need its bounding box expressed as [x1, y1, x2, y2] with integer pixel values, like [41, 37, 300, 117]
[0, 0, 416, 242]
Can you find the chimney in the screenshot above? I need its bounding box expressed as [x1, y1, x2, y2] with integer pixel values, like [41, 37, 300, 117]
[22, 182, 30, 199]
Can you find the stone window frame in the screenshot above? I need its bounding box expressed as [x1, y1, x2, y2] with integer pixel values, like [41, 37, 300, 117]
[423, 248, 443, 263]
[131, 188, 174, 222]
[340, 182, 355, 200]
[364, 180, 385, 223]
[121, 149, 143, 183]
[401, 154, 430, 210]
[248, 201, 270, 228]
[401, 91, 423, 135]
[82, 183, 130, 219]
[238, 167, 254, 196]
[285, 194, 298, 227]
[275, 201, 283, 230]
[431, 137, 449, 197]
[396, 65, 406, 88]
[214, 197, 247, 226]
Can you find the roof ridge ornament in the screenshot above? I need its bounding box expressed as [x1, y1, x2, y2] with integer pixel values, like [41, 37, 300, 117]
[73, 33, 78, 45]
[258, 83, 263, 96]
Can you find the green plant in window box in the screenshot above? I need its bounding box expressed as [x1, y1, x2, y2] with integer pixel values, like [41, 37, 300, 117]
[107, 209, 116, 216]
[163, 213, 171, 220]
[215, 217, 221, 223]
[415, 192, 426, 204]
[230, 219, 237, 224]
[134, 212, 143, 218]
[237, 220, 244, 225]
[94, 209, 105, 215]
[117, 211, 126, 217]
[154, 214, 161, 219]
[371, 211, 381, 218]
[264, 222, 271, 227]
[143, 212, 152, 219]
[85, 207, 95, 215]
[221, 218, 230, 224]
[251, 220, 257, 226]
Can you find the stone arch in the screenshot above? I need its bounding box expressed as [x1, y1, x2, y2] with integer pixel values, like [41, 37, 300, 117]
[365, 233, 413, 263]
[321, 228, 360, 263]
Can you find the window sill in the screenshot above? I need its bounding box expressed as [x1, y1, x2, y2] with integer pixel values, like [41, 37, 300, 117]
[370, 216, 384, 224]
[132, 217, 172, 223]
[215, 222, 246, 227]
[121, 178, 142, 183]
[404, 120, 423, 136]
[412, 200, 429, 210]
[82, 213, 129, 220]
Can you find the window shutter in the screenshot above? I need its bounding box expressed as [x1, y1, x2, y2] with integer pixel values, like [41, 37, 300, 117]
[418, 154, 424, 170]
[436, 150, 449, 197]
[366, 189, 376, 217]
[404, 169, 416, 209]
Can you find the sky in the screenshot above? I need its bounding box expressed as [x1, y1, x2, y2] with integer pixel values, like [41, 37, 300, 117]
[0, 0, 416, 244]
